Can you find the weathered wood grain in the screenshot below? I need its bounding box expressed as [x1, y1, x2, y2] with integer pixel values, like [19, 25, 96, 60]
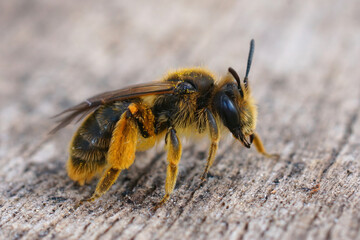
[0, 1, 359, 239]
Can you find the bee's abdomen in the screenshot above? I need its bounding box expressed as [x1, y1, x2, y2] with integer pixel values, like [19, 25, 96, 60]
[68, 103, 129, 180]
[69, 117, 110, 177]
[71, 133, 108, 170]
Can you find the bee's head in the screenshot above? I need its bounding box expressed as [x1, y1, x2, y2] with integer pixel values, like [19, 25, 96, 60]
[213, 40, 257, 148]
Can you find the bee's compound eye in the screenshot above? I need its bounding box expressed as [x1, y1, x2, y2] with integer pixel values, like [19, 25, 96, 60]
[176, 81, 196, 94]
[215, 94, 240, 130]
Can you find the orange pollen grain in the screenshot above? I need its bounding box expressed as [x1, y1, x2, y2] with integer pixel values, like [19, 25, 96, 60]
[128, 104, 138, 114]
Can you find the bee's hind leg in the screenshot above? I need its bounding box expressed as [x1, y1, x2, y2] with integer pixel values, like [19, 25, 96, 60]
[81, 104, 139, 203]
[81, 167, 121, 203]
[200, 110, 219, 181]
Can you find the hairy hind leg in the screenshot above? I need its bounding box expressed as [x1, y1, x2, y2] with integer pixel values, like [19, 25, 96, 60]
[83, 105, 138, 202]
[84, 167, 121, 202]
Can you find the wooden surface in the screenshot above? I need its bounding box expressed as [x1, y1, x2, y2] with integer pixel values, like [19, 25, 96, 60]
[1, 1, 360, 239]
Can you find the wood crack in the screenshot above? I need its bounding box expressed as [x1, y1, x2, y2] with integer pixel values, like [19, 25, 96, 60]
[94, 216, 124, 240]
[158, 178, 206, 236]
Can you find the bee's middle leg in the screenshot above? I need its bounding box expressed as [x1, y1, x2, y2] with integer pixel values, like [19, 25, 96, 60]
[156, 127, 182, 208]
[201, 110, 219, 181]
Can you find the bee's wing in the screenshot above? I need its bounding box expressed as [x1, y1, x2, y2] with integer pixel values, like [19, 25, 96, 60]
[50, 82, 176, 134]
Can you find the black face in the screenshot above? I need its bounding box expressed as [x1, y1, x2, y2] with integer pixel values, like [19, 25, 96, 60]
[213, 84, 252, 148]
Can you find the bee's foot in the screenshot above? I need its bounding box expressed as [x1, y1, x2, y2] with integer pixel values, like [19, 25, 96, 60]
[76, 193, 100, 208]
[152, 194, 169, 211]
[152, 203, 163, 212]
[269, 153, 280, 160]
[200, 172, 208, 182]
[74, 199, 87, 209]
[263, 153, 280, 160]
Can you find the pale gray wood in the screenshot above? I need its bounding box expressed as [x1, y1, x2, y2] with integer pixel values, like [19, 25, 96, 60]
[0, 1, 359, 239]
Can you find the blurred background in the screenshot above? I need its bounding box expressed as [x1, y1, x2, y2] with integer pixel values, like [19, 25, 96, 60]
[0, 1, 359, 239]
[0, 0, 359, 148]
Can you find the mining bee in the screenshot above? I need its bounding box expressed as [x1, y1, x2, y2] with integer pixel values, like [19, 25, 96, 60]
[52, 39, 278, 207]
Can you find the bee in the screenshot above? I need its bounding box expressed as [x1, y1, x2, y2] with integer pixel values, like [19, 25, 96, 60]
[51, 39, 278, 207]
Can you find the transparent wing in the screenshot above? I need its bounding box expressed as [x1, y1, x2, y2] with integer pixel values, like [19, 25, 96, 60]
[50, 82, 176, 134]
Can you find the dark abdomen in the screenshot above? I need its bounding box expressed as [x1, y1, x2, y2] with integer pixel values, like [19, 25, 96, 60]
[69, 101, 130, 178]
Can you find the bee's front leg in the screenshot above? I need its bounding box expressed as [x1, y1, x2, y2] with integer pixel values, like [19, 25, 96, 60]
[200, 109, 220, 181]
[252, 132, 279, 159]
[155, 127, 182, 209]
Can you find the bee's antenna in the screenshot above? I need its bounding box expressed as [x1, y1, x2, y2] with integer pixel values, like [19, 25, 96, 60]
[228, 67, 244, 98]
[244, 39, 255, 89]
